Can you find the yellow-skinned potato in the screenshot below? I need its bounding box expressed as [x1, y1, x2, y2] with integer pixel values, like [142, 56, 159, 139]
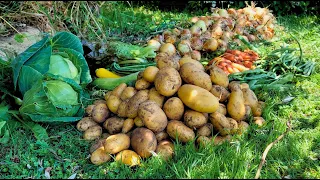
[148, 87, 165, 108]
[90, 146, 111, 165]
[155, 67, 182, 97]
[210, 85, 230, 102]
[92, 103, 110, 123]
[156, 140, 174, 161]
[227, 88, 246, 122]
[216, 104, 227, 116]
[166, 120, 195, 143]
[106, 95, 122, 114]
[90, 137, 107, 154]
[212, 135, 232, 145]
[77, 117, 98, 132]
[242, 87, 258, 109]
[122, 118, 134, 133]
[163, 97, 185, 120]
[117, 99, 129, 118]
[83, 125, 102, 140]
[135, 78, 151, 90]
[180, 63, 212, 91]
[155, 131, 169, 142]
[93, 99, 107, 105]
[243, 105, 253, 122]
[252, 101, 265, 117]
[254, 117, 265, 127]
[104, 116, 125, 134]
[210, 112, 238, 136]
[197, 123, 213, 137]
[179, 56, 205, 71]
[111, 83, 127, 97]
[131, 128, 157, 158]
[238, 121, 250, 135]
[184, 110, 208, 129]
[85, 105, 96, 116]
[197, 136, 212, 147]
[156, 52, 180, 70]
[104, 91, 112, 101]
[178, 84, 219, 113]
[226, 118, 239, 134]
[138, 100, 168, 133]
[240, 83, 250, 89]
[104, 133, 130, 154]
[134, 116, 144, 127]
[228, 81, 241, 91]
[207, 65, 229, 88]
[126, 89, 149, 119]
[143, 66, 159, 83]
[120, 87, 137, 101]
[115, 150, 141, 166]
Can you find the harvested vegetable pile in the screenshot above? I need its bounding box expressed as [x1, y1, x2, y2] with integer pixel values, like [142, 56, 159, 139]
[78, 59, 266, 166]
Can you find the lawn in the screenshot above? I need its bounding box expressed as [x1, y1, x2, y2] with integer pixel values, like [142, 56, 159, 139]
[0, 2, 319, 179]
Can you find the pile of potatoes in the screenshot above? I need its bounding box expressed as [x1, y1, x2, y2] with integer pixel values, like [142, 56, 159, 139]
[77, 60, 266, 166]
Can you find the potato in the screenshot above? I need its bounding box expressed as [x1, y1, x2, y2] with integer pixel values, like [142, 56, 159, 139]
[242, 87, 258, 109]
[210, 112, 238, 136]
[135, 78, 151, 90]
[104, 133, 130, 154]
[83, 125, 102, 140]
[156, 140, 174, 161]
[93, 99, 107, 105]
[197, 123, 213, 137]
[254, 117, 265, 127]
[238, 121, 250, 135]
[122, 118, 134, 133]
[240, 83, 250, 89]
[163, 97, 184, 120]
[184, 110, 208, 129]
[137, 71, 144, 80]
[243, 105, 253, 122]
[117, 99, 129, 118]
[179, 56, 205, 71]
[210, 85, 230, 102]
[120, 87, 137, 101]
[111, 83, 127, 97]
[156, 52, 180, 70]
[104, 91, 112, 101]
[92, 103, 109, 123]
[77, 117, 98, 132]
[197, 136, 212, 147]
[101, 133, 111, 139]
[134, 116, 144, 127]
[179, 63, 212, 91]
[148, 87, 165, 108]
[212, 135, 231, 145]
[90, 138, 107, 154]
[178, 84, 219, 113]
[155, 67, 182, 97]
[228, 81, 241, 91]
[166, 120, 195, 143]
[207, 65, 229, 88]
[216, 104, 227, 116]
[252, 101, 265, 117]
[104, 116, 125, 134]
[227, 88, 246, 122]
[106, 95, 122, 114]
[90, 146, 111, 165]
[127, 89, 149, 119]
[156, 131, 169, 142]
[85, 105, 95, 116]
[143, 66, 159, 83]
[131, 128, 157, 158]
[115, 150, 141, 166]
[138, 100, 168, 133]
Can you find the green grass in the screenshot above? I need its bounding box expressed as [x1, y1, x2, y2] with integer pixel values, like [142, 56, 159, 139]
[1, 4, 320, 179]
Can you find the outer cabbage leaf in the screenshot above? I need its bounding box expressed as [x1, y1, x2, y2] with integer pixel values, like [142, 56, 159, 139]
[51, 32, 84, 55]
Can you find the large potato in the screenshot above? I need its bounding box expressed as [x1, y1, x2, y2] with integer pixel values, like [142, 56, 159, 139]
[127, 90, 149, 118]
[85, 105, 95, 116]
[197, 123, 213, 137]
[179, 56, 204, 71]
[131, 128, 157, 158]
[135, 78, 151, 90]
[178, 84, 219, 113]
[166, 120, 195, 143]
[207, 65, 229, 88]
[92, 103, 110, 123]
[242, 87, 258, 109]
[122, 118, 134, 133]
[148, 87, 165, 108]
[111, 83, 127, 97]
[104, 133, 130, 154]
[210, 85, 230, 102]
[210, 112, 238, 136]
[155, 131, 169, 142]
[120, 87, 137, 101]
[163, 97, 184, 120]
[156, 140, 174, 161]
[83, 125, 102, 140]
[106, 95, 122, 114]
[227, 87, 246, 122]
[103, 117, 125, 134]
[184, 110, 208, 129]
[90, 137, 107, 154]
[138, 100, 168, 133]
[117, 99, 129, 118]
[90, 146, 111, 165]
[155, 67, 182, 97]
[143, 66, 159, 83]
[156, 52, 180, 70]
[77, 117, 98, 132]
[115, 150, 141, 166]
[180, 63, 212, 91]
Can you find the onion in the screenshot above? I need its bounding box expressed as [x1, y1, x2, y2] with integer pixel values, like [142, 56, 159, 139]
[152, 35, 164, 43]
[211, 25, 223, 39]
[203, 38, 218, 51]
[217, 39, 228, 48]
[190, 37, 203, 50]
[190, 25, 202, 36]
[200, 30, 211, 40]
[199, 16, 213, 27]
[227, 8, 237, 17]
[243, 7, 255, 20]
[147, 39, 161, 51]
[190, 50, 201, 61]
[165, 35, 177, 44]
[180, 29, 192, 40]
[255, 7, 267, 18]
[160, 43, 176, 56]
[218, 9, 229, 18]
[262, 14, 271, 25]
[195, 20, 207, 32]
[172, 28, 181, 36]
[190, 16, 199, 23]
[163, 30, 172, 40]
[247, 34, 256, 42]
[178, 40, 191, 55]
[211, 12, 220, 19]
[222, 31, 233, 41]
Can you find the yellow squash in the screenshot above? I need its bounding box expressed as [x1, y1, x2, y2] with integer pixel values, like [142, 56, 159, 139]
[95, 68, 121, 78]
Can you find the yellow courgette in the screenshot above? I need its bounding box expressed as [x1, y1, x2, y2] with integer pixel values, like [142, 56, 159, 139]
[95, 68, 121, 78]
